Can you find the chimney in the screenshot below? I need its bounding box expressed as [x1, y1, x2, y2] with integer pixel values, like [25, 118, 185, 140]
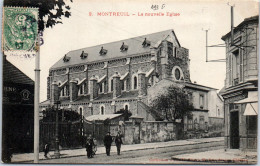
[113, 72, 121, 99]
[138, 70, 147, 97]
[51, 81, 60, 105]
[89, 75, 98, 101]
[69, 80, 78, 102]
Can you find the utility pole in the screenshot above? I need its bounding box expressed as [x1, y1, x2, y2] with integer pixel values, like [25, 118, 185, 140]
[54, 100, 61, 158]
[34, 35, 40, 163]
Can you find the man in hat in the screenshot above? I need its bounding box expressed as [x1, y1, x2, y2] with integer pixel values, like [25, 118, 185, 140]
[86, 134, 94, 158]
[103, 132, 113, 156]
[115, 131, 123, 155]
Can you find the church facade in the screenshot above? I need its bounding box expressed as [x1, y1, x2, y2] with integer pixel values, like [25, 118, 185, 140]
[40, 30, 191, 119]
[40, 29, 223, 139]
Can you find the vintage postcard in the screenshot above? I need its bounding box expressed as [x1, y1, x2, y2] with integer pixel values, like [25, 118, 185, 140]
[1, 0, 259, 164]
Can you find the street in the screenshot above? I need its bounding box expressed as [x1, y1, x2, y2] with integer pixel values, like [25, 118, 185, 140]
[38, 143, 223, 164]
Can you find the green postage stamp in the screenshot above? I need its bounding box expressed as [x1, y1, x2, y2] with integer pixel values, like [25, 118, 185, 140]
[2, 7, 38, 52]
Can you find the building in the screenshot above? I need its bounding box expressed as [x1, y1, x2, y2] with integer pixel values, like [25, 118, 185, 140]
[2, 56, 34, 157]
[147, 79, 224, 138]
[220, 16, 258, 151]
[40, 29, 223, 142]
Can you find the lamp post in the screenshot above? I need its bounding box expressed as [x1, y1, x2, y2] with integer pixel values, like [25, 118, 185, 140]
[54, 100, 61, 158]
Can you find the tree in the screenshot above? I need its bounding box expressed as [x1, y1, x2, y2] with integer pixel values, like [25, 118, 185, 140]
[150, 85, 193, 122]
[115, 108, 132, 121]
[4, 0, 73, 31]
[42, 107, 81, 122]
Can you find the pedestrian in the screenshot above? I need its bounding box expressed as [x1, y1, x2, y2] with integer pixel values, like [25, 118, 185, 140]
[44, 143, 50, 159]
[103, 132, 113, 156]
[86, 134, 94, 158]
[115, 131, 123, 155]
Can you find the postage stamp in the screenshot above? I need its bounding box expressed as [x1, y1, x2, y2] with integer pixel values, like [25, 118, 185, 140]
[2, 7, 38, 52]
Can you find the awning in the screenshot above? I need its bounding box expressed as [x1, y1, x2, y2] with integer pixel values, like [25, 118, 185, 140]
[85, 114, 122, 121]
[244, 103, 258, 116]
[234, 91, 258, 116]
[234, 91, 258, 104]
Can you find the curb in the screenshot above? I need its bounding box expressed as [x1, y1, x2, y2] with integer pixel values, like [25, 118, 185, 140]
[171, 156, 250, 164]
[13, 139, 224, 163]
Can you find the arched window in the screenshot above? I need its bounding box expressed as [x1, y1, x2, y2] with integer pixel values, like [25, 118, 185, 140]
[100, 105, 105, 115]
[66, 85, 69, 96]
[121, 80, 124, 90]
[126, 78, 130, 90]
[79, 84, 84, 95]
[111, 79, 113, 92]
[124, 103, 129, 111]
[104, 80, 107, 92]
[134, 76, 137, 89]
[79, 107, 83, 116]
[99, 83, 103, 93]
[125, 104, 128, 111]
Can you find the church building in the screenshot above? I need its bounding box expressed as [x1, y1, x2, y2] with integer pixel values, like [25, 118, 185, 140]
[40, 29, 223, 139]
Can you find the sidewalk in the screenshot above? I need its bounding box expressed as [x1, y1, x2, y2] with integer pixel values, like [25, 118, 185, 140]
[172, 149, 257, 164]
[12, 137, 223, 163]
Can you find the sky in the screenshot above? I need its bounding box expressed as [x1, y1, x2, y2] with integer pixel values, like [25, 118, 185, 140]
[5, 0, 259, 102]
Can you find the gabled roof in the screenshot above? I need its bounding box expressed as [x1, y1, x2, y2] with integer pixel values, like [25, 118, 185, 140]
[51, 29, 181, 69]
[3, 57, 34, 85]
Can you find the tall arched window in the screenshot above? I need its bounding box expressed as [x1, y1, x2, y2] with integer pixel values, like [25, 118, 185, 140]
[126, 78, 130, 91]
[134, 76, 137, 89]
[79, 107, 83, 116]
[124, 103, 130, 111]
[121, 80, 124, 90]
[111, 79, 113, 91]
[79, 84, 84, 95]
[99, 83, 103, 93]
[100, 106, 105, 115]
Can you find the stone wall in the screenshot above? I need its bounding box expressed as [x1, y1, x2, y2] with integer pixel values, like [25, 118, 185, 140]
[122, 121, 177, 144]
[208, 117, 224, 137]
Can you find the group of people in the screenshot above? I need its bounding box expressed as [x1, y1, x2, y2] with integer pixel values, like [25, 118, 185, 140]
[86, 131, 123, 158]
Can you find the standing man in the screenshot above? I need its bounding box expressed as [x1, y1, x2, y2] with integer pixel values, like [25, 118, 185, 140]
[44, 143, 50, 159]
[115, 131, 123, 155]
[103, 132, 113, 156]
[86, 134, 94, 158]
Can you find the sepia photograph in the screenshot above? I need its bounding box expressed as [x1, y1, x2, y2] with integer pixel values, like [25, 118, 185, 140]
[1, 0, 259, 164]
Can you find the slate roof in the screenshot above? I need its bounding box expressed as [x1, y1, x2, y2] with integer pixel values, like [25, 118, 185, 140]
[51, 29, 180, 69]
[3, 56, 34, 85]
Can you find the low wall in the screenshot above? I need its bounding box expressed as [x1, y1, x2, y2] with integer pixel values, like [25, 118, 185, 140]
[208, 117, 224, 137]
[121, 121, 179, 144]
[184, 117, 224, 139]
